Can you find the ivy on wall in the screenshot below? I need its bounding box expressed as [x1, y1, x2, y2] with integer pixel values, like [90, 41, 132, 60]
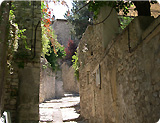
[5, 1, 66, 70]
[41, 1, 66, 71]
[72, 51, 79, 81]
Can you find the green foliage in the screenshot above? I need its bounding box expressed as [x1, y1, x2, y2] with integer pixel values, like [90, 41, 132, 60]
[119, 16, 134, 29]
[9, 9, 14, 21]
[64, 1, 132, 39]
[7, 4, 31, 69]
[41, 1, 66, 71]
[45, 43, 66, 71]
[88, 1, 132, 18]
[41, 1, 45, 19]
[41, 25, 51, 56]
[72, 51, 79, 80]
[42, 64, 47, 69]
[88, 1, 108, 19]
[64, 1, 93, 39]
[6, 1, 66, 71]
[88, 1, 158, 18]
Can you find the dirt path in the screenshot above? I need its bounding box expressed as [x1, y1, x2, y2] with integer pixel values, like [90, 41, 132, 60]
[39, 93, 88, 123]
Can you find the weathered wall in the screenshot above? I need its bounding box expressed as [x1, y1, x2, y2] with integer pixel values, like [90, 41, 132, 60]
[78, 5, 160, 123]
[39, 58, 55, 103]
[51, 19, 72, 48]
[118, 3, 160, 18]
[62, 62, 79, 93]
[0, 1, 10, 116]
[55, 69, 64, 98]
[13, 1, 41, 123]
[4, 64, 19, 123]
[0, 1, 42, 122]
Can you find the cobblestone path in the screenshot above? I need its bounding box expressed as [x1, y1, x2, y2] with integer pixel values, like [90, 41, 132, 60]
[39, 93, 88, 123]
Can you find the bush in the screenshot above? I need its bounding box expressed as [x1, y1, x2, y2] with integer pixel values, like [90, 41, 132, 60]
[72, 51, 79, 80]
[64, 39, 77, 62]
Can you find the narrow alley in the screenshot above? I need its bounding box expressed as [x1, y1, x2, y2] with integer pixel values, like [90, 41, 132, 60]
[39, 93, 88, 123]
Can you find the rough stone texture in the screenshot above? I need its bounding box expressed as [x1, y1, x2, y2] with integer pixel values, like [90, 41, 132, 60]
[2, 1, 42, 123]
[4, 64, 19, 123]
[118, 3, 160, 18]
[51, 19, 72, 48]
[39, 93, 81, 123]
[99, 6, 119, 49]
[1, 1, 42, 122]
[62, 62, 79, 93]
[55, 69, 64, 98]
[0, 1, 10, 116]
[51, 19, 80, 97]
[78, 5, 160, 123]
[39, 58, 55, 103]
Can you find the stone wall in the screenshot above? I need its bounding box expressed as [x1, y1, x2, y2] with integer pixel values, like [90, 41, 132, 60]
[1, 1, 42, 123]
[51, 19, 72, 48]
[0, 1, 42, 122]
[16, 2, 41, 122]
[4, 64, 19, 123]
[62, 62, 79, 93]
[55, 69, 64, 98]
[39, 58, 55, 103]
[78, 6, 160, 123]
[0, 1, 10, 116]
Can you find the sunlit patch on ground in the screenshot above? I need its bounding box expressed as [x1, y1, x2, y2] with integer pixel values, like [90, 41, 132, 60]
[39, 93, 88, 123]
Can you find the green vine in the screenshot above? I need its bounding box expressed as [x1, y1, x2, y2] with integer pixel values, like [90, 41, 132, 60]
[6, 1, 66, 70]
[41, 1, 66, 71]
[119, 16, 134, 29]
[8, 2, 31, 69]
[72, 51, 79, 80]
[88, 1, 132, 19]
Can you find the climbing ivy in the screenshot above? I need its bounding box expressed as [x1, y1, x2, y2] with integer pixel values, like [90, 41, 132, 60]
[88, 1, 157, 18]
[72, 51, 79, 80]
[7, 3, 31, 68]
[3, 1, 68, 70]
[41, 1, 66, 71]
[6, 1, 66, 70]
[88, 1, 132, 19]
[119, 16, 134, 29]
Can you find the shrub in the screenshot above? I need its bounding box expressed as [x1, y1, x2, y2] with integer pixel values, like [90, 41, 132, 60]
[64, 39, 77, 62]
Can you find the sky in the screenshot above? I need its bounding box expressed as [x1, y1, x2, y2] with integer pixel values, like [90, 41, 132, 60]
[48, 0, 73, 19]
[0, 0, 73, 19]
[0, 0, 160, 19]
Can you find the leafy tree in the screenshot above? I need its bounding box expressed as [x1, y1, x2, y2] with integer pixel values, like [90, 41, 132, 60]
[119, 16, 134, 30]
[64, 39, 77, 63]
[64, 1, 93, 39]
[65, 1, 157, 39]
[88, 1, 157, 17]
[41, 1, 66, 71]
[45, 42, 66, 71]
[88, 1, 132, 18]
[2, 1, 66, 70]
[69, 1, 157, 80]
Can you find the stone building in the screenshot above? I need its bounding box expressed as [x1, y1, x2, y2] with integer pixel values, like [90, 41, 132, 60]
[51, 19, 72, 48]
[78, 5, 160, 123]
[51, 19, 80, 94]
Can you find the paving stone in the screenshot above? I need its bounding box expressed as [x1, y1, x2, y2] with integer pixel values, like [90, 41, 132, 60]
[39, 93, 87, 123]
